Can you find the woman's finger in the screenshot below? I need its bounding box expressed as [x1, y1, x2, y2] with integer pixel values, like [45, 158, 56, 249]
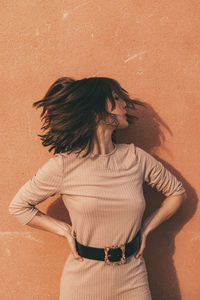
[66, 230, 84, 261]
[71, 238, 84, 261]
[135, 235, 146, 259]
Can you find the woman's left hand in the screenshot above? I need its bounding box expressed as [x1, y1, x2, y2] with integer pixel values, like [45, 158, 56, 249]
[135, 230, 148, 259]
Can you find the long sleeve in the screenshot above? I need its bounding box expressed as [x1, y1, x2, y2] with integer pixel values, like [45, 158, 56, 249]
[135, 146, 186, 197]
[8, 154, 64, 225]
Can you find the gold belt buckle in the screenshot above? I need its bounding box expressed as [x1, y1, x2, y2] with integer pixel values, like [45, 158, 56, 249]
[104, 244, 126, 265]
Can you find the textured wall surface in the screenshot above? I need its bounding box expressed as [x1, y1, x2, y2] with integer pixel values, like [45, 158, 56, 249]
[1, 1, 200, 299]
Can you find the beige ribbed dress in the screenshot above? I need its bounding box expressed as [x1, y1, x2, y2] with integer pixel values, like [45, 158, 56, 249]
[9, 143, 186, 300]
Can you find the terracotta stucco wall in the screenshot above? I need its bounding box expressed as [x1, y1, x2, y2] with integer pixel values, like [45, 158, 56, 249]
[1, 1, 200, 299]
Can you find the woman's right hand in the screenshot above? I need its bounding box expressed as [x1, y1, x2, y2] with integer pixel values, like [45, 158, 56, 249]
[64, 225, 84, 262]
[26, 212, 83, 261]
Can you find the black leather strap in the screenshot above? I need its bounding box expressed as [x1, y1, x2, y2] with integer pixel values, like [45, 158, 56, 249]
[75, 231, 141, 262]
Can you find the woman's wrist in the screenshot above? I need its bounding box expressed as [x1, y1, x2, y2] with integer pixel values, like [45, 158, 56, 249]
[28, 212, 73, 239]
[141, 209, 159, 236]
[141, 227, 151, 238]
[54, 220, 72, 238]
[62, 223, 73, 238]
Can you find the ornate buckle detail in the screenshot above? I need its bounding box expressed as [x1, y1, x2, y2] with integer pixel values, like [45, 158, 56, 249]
[104, 244, 126, 265]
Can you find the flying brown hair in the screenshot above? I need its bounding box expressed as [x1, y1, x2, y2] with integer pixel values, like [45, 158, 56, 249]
[32, 76, 143, 157]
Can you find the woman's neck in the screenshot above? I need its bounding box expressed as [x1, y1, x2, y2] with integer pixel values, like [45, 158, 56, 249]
[91, 126, 114, 155]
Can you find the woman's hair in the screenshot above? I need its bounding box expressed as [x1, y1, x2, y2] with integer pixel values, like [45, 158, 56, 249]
[32, 76, 143, 157]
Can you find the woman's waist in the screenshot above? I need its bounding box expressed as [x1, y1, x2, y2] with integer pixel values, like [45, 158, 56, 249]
[72, 226, 141, 249]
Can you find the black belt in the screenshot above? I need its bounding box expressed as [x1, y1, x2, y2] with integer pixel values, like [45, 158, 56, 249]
[75, 231, 141, 265]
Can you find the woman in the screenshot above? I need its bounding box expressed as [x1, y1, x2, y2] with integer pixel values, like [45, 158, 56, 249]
[9, 76, 187, 300]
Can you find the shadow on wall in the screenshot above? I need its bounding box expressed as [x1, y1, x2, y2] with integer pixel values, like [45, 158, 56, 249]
[47, 102, 198, 300]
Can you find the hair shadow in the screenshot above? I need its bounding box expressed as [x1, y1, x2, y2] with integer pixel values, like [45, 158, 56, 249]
[117, 101, 198, 299]
[47, 101, 198, 300]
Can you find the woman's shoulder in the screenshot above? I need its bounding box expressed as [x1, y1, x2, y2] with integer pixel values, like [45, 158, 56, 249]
[116, 143, 155, 163]
[116, 142, 142, 155]
[116, 143, 140, 162]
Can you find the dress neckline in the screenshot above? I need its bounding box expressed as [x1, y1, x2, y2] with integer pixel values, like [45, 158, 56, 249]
[91, 143, 117, 157]
[66, 143, 118, 159]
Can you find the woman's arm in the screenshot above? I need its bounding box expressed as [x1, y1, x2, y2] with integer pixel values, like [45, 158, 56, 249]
[142, 191, 187, 235]
[135, 191, 187, 258]
[9, 155, 83, 261]
[134, 146, 187, 258]
[27, 211, 84, 261]
[28, 210, 71, 237]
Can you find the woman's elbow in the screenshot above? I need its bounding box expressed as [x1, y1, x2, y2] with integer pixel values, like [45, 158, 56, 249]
[174, 191, 187, 209]
[162, 191, 187, 212]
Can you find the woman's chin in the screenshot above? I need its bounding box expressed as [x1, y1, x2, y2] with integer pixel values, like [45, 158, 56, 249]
[118, 120, 129, 129]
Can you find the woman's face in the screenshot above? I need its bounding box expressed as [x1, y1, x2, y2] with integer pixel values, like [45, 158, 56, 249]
[106, 94, 129, 129]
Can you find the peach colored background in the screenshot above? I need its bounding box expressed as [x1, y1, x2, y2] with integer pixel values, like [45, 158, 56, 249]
[1, 1, 200, 299]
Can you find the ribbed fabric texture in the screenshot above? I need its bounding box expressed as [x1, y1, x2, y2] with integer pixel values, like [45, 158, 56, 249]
[8, 143, 186, 300]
